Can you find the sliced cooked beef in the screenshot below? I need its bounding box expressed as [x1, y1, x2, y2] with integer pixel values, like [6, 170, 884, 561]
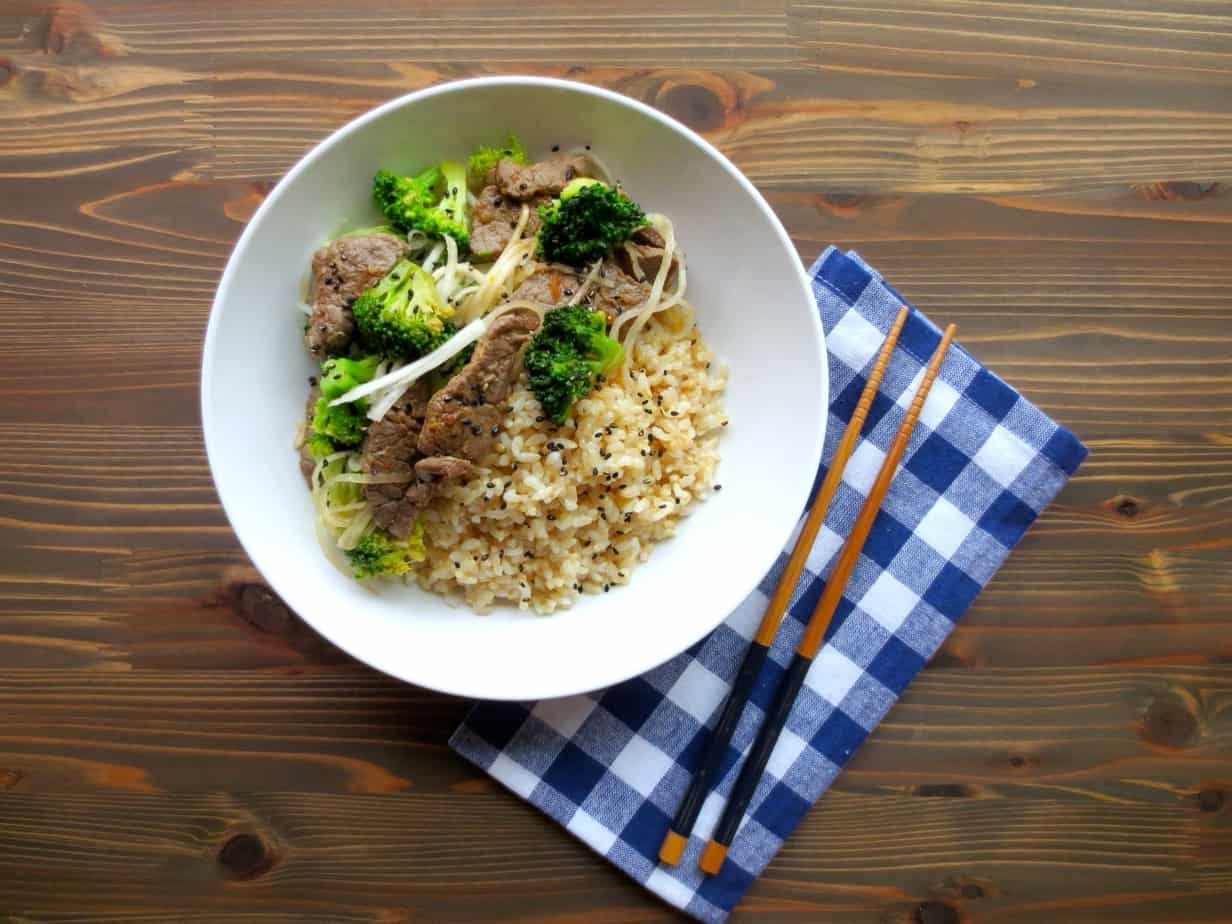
[494, 156, 590, 201]
[588, 259, 652, 322]
[416, 402, 503, 461]
[509, 267, 580, 308]
[417, 308, 541, 460]
[470, 185, 543, 257]
[361, 380, 435, 538]
[415, 455, 476, 482]
[614, 223, 679, 289]
[393, 455, 477, 520]
[306, 233, 408, 356]
[633, 225, 665, 248]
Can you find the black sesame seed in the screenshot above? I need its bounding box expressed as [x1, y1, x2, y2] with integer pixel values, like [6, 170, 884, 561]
[603, 584, 610, 592]
[659, 504, 667, 510]
[564, 288, 573, 296]
[623, 513, 632, 522]
[585, 144, 592, 150]
[452, 561, 460, 568]
[535, 415, 545, 423]
[592, 467, 599, 476]
[670, 411, 679, 417]
[551, 144, 560, 152]
[486, 482, 495, 489]
[714, 484, 723, 491]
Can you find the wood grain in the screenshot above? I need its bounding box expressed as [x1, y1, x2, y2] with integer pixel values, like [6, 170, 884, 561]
[0, 0, 1229, 921]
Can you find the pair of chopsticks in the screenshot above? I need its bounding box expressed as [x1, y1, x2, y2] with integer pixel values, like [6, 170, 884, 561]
[658, 307, 956, 875]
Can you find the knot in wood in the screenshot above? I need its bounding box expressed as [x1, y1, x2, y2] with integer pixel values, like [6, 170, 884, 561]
[1141, 690, 1199, 749]
[915, 783, 972, 798]
[659, 83, 726, 134]
[1115, 496, 1139, 518]
[915, 901, 960, 924]
[1197, 788, 1225, 813]
[218, 832, 273, 879]
[233, 582, 292, 634]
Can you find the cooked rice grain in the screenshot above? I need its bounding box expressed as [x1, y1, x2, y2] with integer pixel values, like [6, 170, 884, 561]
[415, 313, 727, 613]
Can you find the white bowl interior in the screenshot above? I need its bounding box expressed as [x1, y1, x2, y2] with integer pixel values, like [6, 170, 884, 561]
[203, 77, 826, 700]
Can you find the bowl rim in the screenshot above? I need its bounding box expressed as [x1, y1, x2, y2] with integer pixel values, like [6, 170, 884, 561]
[201, 75, 826, 699]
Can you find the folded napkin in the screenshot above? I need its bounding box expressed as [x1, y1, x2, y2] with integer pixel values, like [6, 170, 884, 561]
[450, 247, 1088, 922]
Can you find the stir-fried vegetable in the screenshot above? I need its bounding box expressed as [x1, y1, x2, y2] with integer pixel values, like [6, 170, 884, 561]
[537, 178, 646, 266]
[374, 161, 469, 247]
[524, 305, 624, 423]
[352, 259, 456, 361]
[346, 522, 426, 579]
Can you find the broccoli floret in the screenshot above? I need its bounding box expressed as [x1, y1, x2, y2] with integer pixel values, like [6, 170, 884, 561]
[536, 179, 646, 267]
[524, 305, 625, 424]
[373, 162, 469, 246]
[346, 522, 427, 579]
[307, 354, 380, 452]
[467, 135, 528, 190]
[311, 397, 367, 448]
[306, 431, 339, 460]
[319, 354, 381, 399]
[352, 259, 456, 360]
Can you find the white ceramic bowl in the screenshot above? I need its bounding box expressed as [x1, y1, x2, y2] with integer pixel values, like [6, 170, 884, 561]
[202, 77, 826, 701]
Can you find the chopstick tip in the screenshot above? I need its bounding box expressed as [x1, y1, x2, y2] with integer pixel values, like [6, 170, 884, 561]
[658, 830, 687, 866]
[699, 840, 727, 875]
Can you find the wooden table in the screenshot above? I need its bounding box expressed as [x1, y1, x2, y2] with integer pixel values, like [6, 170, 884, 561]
[2, 1, 1229, 921]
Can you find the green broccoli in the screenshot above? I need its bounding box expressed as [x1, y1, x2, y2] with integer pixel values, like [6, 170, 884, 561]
[373, 161, 469, 246]
[536, 179, 647, 267]
[310, 398, 367, 448]
[305, 353, 381, 455]
[319, 354, 381, 399]
[524, 305, 625, 424]
[352, 259, 456, 360]
[346, 522, 427, 579]
[306, 431, 340, 460]
[467, 135, 529, 191]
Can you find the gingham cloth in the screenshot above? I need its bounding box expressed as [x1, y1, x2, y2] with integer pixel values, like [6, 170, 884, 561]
[450, 247, 1088, 922]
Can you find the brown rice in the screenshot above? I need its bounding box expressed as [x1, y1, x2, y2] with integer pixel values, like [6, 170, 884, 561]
[415, 308, 727, 613]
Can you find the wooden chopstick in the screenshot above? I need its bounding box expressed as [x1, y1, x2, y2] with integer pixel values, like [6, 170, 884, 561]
[657, 306, 910, 867]
[699, 322, 957, 877]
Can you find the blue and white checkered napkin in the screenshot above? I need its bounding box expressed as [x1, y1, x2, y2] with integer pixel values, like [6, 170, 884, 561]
[450, 247, 1088, 922]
